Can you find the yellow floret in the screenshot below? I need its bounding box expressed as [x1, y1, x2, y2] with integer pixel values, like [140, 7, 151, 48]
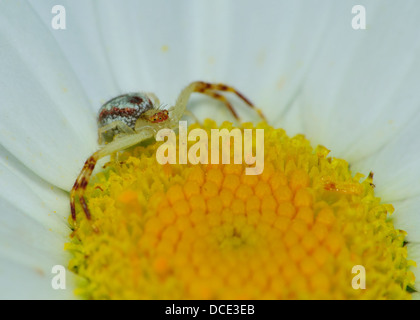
[67, 120, 415, 300]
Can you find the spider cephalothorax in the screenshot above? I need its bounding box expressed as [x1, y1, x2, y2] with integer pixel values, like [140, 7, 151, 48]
[149, 110, 169, 123]
[70, 81, 266, 227]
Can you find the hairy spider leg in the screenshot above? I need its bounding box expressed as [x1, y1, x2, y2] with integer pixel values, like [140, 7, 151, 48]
[196, 81, 265, 120]
[70, 128, 156, 223]
[201, 90, 240, 120]
[171, 81, 266, 122]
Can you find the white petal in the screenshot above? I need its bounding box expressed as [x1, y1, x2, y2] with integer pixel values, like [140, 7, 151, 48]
[0, 0, 97, 191]
[0, 196, 75, 299]
[284, 1, 420, 245]
[412, 292, 420, 300]
[391, 198, 420, 243]
[186, 0, 334, 123]
[352, 113, 420, 202]
[92, 0, 198, 101]
[222, 0, 334, 120]
[0, 150, 70, 261]
[407, 243, 420, 290]
[79, 0, 334, 124]
[297, 0, 420, 163]
[0, 257, 76, 300]
[28, 0, 120, 108]
[0, 145, 70, 230]
[0, 156, 75, 298]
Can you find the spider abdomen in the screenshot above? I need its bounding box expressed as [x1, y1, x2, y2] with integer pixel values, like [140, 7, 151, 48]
[98, 93, 154, 128]
[98, 93, 154, 142]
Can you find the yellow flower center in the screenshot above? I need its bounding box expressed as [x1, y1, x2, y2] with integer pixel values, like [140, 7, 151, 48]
[66, 120, 415, 299]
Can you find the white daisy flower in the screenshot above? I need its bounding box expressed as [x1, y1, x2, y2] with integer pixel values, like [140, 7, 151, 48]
[1, 0, 419, 299]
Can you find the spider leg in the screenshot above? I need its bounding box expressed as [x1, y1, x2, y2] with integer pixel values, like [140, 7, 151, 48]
[70, 152, 99, 221]
[201, 82, 266, 121]
[70, 128, 156, 225]
[173, 81, 266, 122]
[144, 92, 160, 107]
[199, 90, 240, 120]
[98, 120, 136, 144]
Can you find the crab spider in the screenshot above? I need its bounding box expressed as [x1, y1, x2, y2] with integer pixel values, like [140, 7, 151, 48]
[70, 81, 266, 224]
